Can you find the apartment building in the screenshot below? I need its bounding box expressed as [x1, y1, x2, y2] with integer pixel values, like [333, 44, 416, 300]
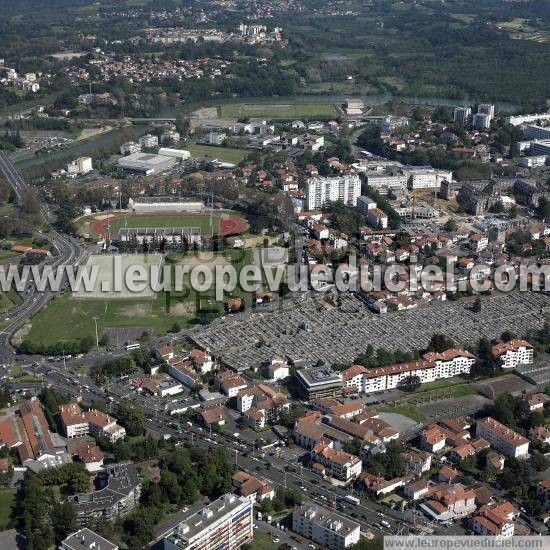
[491, 339, 534, 369]
[237, 384, 290, 430]
[344, 349, 475, 395]
[295, 367, 344, 400]
[68, 463, 141, 525]
[120, 141, 141, 155]
[59, 403, 126, 443]
[139, 133, 159, 148]
[293, 504, 360, 549]
[61, 529, 118, 550]
[453, 107, 472, 126]
[420, 483, 477, 521]
[215, 371, 248, 397]
[471, 502, 517, 537]
[366, 207, 388, 229]
[524, 125, 550, 141]
[310, 441, 362, 482]
[163, 494, 253, 550]
[306, 174, 361, 210]
[475, 417, 529, 458]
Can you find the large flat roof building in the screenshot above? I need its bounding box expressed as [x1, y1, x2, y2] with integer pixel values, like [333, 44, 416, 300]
[293, 503, 360, 549]
[67, 463, 141, 525]
[61, 528, 118, 550]
[295, 367, 344, 399]
[117, 152, 177, 175]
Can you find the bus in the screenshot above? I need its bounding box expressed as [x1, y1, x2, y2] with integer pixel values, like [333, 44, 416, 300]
[125, 343, 141, 351]
[343, 495, 360, 506]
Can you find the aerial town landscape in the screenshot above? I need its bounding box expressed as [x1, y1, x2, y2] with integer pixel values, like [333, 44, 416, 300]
[0, 0, 549, 549]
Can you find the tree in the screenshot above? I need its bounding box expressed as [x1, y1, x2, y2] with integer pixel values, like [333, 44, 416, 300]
[21, 188, 40, 215]
[116, 399, 144, 436]
[444, 218, 458, 231]
[427, 333, 455, 353]
[368, 442, 407, 479]
[397, 374, 421, 393]
[472, 296, 482, 313]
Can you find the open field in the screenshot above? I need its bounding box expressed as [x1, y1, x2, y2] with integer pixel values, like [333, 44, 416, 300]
[378, 403, 425, 423]
[21, 249, 254, 347]
[219, 101, 340, 119]
[72, 253, 163, 300]
[187, 144, 248, 164]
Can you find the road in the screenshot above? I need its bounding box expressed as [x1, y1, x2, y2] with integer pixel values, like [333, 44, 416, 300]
[0, 151, 83, 363]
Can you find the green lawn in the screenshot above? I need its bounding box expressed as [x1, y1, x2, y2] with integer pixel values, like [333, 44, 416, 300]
[378, 403, 426, 422]
[0, 488, 16, 530]
[249, 530, 278, 550]
[187, 144, 248, 164]
[219, 101, 340, 119]
[106, 213, 221, 236]
[0, 289, 23, 313]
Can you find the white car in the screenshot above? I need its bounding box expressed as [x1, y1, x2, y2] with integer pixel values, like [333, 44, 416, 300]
[272, 537, 280, 543]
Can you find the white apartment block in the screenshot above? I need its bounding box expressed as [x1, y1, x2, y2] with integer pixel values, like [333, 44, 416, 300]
[120, 141, 142, 155]
[163, 494, 253, 550]
[406, 168, 452, 190]
[505, 113, 550, 126]
[310, 441, 362, 482]
[356, 195, 377, 214]
[306, 175, 361, 210]
[366, 207, 388, 229]
[139, 134, 159, 148]
[524, 125, 550, 141]
[491, 339, 534, 369]
[344, 350, 475, 395]
[66, 156, 93, 176]
[453, 107, 471, 126]
[293, 505, 360, 550]
[476, 417, 529, 458]
[477, 104, 495, 119]
[473, 113, 491, 130]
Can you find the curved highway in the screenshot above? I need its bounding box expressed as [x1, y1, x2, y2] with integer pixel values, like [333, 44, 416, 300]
[0, 151, 82, 363]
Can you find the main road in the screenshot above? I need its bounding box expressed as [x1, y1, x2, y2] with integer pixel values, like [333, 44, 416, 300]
[0, 151, 82, 363]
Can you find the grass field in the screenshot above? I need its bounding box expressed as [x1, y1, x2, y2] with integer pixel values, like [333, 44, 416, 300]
[249, 531, 278, 550]
[187, 144, 248, 164]
[21, 249, 254, 347]
[0, 488, 16, 530]
[378, 403, 425, 422]
[219, 101, 340, 119]
[105, 214, 221, 236]
[0, 289, 23, 313]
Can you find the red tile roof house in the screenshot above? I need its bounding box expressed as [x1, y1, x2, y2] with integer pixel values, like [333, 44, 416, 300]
[232, 471, 274, 503]
[360, 472, 414, 497]
[471, 502, 517, 537]
[199, 406, 227, 428]
[419, 483, 477, 521]
[310, 441, 362, 483]
[403, 478, 431, 500]
[420, 425, 448, 453]
[401, 450, 433, 476]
